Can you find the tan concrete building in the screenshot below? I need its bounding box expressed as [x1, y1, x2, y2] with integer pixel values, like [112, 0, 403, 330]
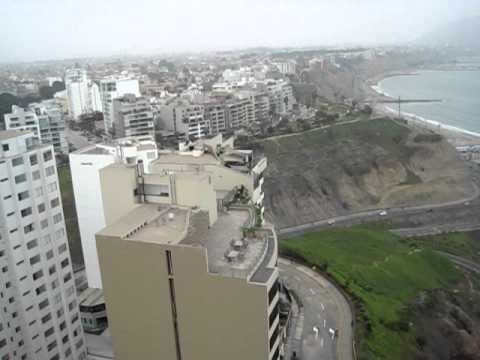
[95, 160, 280, 360]
[154, 134, 267, 213]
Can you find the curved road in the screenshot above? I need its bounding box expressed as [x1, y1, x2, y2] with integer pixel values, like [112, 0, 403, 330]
[279, 259, 353, 360]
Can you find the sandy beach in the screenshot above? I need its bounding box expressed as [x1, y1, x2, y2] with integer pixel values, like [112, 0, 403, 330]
[369, 73, 480, 147]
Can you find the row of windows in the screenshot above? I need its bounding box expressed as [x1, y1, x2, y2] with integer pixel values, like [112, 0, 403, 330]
[14, 165, 55, 185]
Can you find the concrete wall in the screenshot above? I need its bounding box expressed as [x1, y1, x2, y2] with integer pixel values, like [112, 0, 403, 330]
[70, 152, 115, 289]
[99, 164, 138, 226]
[97, 235, 270, 360]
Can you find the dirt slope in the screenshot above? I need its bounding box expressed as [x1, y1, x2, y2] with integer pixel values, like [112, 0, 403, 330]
[259, 117, 474, 228]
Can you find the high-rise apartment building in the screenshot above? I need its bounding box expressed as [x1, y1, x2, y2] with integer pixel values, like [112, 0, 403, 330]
[112, 94, 155, 138]
[0, 130, 86, 360]
[99, 76, 140, 135]
[95, 134, 278, 360]
[65, 69, 89, 120]
[69, 136, 158, 289]
[4, 101, 68, 154]
[159, 99, 209, 139]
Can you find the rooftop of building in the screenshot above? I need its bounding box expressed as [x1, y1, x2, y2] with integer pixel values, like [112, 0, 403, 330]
[78, 287, 105, 307]
[72, 136, 156, 155]
[98, 203, 275, 283]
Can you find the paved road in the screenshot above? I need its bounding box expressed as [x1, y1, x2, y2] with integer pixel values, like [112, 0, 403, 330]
[278, 181, 480, 239]
[279, 259, 353, 360]
[437, 252, 480, 274]
[392, 223, 480, 238]
[65, 127, 92, 151]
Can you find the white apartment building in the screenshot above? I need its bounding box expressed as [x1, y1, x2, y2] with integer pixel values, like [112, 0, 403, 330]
[159, 99, 209, 139]
[273, 61, 296, 75]
[112, 94, 155, 138]
[69, 136, 158, 289]
[99, 76, 140, 135]
[65, 69, 89, 120]
[65, 69, 104, 120]
[4, 101, 68, 154]
[260, 79, 295, 114]
[0, 130, 86, 360]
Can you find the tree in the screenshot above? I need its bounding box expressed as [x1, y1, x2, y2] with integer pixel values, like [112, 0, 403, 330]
[51, 81, 65, 93]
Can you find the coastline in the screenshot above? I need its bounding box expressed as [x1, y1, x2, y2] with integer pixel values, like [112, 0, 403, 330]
[370, 71, 480, 147]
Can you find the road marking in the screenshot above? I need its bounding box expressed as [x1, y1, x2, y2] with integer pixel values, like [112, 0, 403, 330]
[320, 303, 325, 311]
[329, 328, 335, 339]
[323, 319, 326, 328]
[313, 326, 319, 338]
[309, 288, 315, 295]
[321, 337, 324, 348]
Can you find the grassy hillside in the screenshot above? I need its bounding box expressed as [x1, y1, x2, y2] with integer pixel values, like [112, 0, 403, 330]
[260, 117, 472, 227]
[58, 166, 83, 268]
[281, 227, 461, 359]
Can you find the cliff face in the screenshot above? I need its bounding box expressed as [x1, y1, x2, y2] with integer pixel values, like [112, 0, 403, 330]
[259, 118, 473, 228]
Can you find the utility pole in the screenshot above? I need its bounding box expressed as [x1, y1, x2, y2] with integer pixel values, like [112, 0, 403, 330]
[398, 96, 401, 118]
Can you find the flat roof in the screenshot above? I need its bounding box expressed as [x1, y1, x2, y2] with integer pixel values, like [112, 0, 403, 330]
[154, 152, 219, 165]
[97, 203, 274, 282]
[97, 204, 189, 245]
[79, 287, 105, 307]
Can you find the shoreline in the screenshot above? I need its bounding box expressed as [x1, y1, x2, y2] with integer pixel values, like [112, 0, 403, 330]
[370, 71, 480, 147]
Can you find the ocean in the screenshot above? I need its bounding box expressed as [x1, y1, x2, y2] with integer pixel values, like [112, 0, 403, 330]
[376, 70, 480, 136]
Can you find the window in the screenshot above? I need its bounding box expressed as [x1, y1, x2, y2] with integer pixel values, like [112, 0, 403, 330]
[30, 154, 38, 166]
[49, 265, 56, 275]
[36, 285, 46, 296]
[62, 334, 69, 344]
[38, 203, 46, 213]
[44, 327, 54, 338]
[12, 157, 24, 167]
[30, 254, 41, 265]
[35, 187, 43, 197]
[14, 174, 26, 184]
[41, 313, 52, 324]
[61, 258, 69, 269]
[18, 190, 29, 201]
[41, 219, 48, 229]
[57, 308, 64, 318]
[2, 144, 9, 151]
[24, 223, 34, 234]
[46, 250, 54, 260]
[45, 166, 55, 176]
[43, 151, 53, 162]
[59, 321, 66, 331]
[58, 243, 67, 254]
[39, 299, 49, 310]
[50, 198, 60, 208]
[53, 213, 62, 224]
[32, 170, 40, 180]
[33, 270, 43, 280]
[47, 182, 57, 192]
[21, 207, 32, 217]
[55, 228, 65, 240]
[63, 272, 72, 283]
[51, 279, 59, 289]
[46, 339, 57, 351]
[27, 239, 38, 249]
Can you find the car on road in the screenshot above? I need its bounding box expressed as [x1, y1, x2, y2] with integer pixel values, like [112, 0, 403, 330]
[327, 219, 336, 225]
[464, 201, 470, 206]
[379, 210, 387, 216]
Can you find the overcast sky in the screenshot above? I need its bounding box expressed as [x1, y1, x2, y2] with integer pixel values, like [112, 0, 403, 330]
[1, 0, 479, 62]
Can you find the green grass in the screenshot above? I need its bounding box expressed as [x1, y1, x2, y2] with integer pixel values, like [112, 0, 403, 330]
[281, 226, 461, 360]
[57, 166, 83, 268]
[408, 231, 480, 263]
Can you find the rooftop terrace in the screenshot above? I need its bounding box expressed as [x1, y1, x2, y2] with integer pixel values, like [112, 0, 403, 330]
[98, 203, 276, 283]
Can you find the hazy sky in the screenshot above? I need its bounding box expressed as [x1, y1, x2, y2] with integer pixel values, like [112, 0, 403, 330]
[1, 0, 479, 62]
